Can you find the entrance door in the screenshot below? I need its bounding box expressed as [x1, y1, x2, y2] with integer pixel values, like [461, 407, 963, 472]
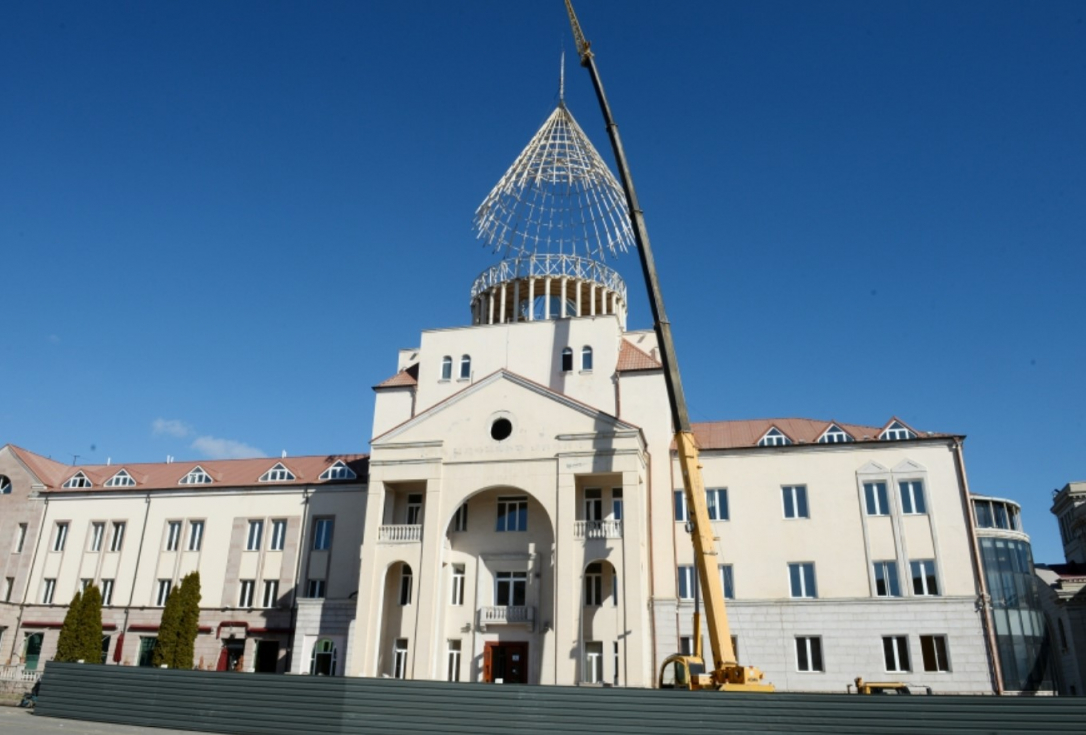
[484, 642, 529, 684]
[254, 640, 280, 673]
[217, 640, 245, 671]
[24, 633, 43, 671]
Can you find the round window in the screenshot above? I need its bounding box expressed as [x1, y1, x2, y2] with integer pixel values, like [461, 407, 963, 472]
[490, 418, 513, 441]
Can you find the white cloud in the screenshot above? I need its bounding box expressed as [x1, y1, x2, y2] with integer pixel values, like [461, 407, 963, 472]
[152, 418, 192, 438]
[191, 435, 265, 460]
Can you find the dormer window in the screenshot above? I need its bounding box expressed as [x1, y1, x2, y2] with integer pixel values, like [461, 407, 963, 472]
[440, 356, 452, 381]
[817, 425, 853, 444]
[459, 355, 471, 380]
[880, 421, 916, 441]
[179, 467, 212, 485]
[63, 472, 93, 489]
[320, 461, 357, 481]
[581, 346, 593, 371]
[758, 428, 792, 447]
[105, 470, 136, 488]
[259, 463, 295, 483]
[561, 347, 573, 372]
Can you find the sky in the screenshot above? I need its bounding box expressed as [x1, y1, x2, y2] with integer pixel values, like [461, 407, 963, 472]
[1, 1, 1083, 562]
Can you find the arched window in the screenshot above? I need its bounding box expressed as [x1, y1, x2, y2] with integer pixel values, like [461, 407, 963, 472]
[561, 347, 573, 372]
[581, 346, 593, 371]
[0, 475, 11, 494]
[441, 356, 452, 381]
[310, 639, 337, 676]
[399, 564, 413, 605]
[459, 355, 471, 380]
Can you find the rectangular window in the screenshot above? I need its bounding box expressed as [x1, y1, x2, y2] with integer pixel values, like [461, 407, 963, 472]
[42, 578, 56, 604]
[109, 522, 126, 552]
[399, 567, 412, 605]
[239, 580, 255, 608]
[312, 518, 333, 550]
[452, 503, 468, 532]
[920, 635, 950, 672]
[246, 520, 264, 551]
[974, 501, 994, 528]
[719, 564, 735, 600]
[584, 488, 603, 522]
[782, 486, 809, 519]
[306, 579, 326, 599]
[795, 637, 824, 672]
[156, 579, 171, 606]
[677, 565, 696, 601]
[679, 636, 701, 657]
[89, 522, 105, 552]
[585, 563, 603, 606]
[899, 481, 927, 514]
[883, 636, 910, 672]
[864, 482, 889, 516]
[15, 523, 27, 553]
[270, 519, 287, 551]
[612, 488, 623, 520]
[993, 503, 1010, 530]
[81, 578, 92, 592]
[451, 564, 465, 606]
[674, 490, 687, 522]
[53, 522, 69, 552]
[495, 571, 527, 606]
[613, 641, 620, 687]
[101, 579, 114, 606]
[165, 521, 182, 551]
[788, 563, 817, 598]
[393, 639, 409, 679]
[873, 561, 901, 597]
[910, 560, 939, 596]
[584, 641, 603, 684]
[262, 580, 279, 608]
[406, 494, 423, 525]
[446, 640, 461, 682]
[138, 637, 158, 667]
[707, 488, 729, 521]
[188, 521, 204, 551]
[4, 577, 13, 603]
[496, 496, 528, 532]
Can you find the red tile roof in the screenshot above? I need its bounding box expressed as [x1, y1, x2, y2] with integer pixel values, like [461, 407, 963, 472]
[690, 418, 955, 450]
[374, 362, 419, 389]
[617, 340, 662, 372]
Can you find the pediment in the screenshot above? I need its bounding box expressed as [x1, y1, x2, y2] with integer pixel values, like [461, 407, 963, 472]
[892, 459, 927, 473]
[856, 461, 889, 475]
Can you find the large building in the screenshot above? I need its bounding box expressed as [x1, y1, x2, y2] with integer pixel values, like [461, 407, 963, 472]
[1037, 482, 1086, 695]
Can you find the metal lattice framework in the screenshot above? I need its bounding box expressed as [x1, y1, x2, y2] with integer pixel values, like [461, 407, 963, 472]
[473, 103, 635, 261]
[469, 253, 626, 303]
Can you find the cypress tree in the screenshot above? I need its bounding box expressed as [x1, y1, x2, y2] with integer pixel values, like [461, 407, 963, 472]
[173, 572, 202, 670]
[54, 590, 83, 663]
[153, 584, 182, 667]
[79, 584, 103, 664]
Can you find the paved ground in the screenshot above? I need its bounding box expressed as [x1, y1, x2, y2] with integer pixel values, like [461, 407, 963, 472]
[0, 707, 226, 734]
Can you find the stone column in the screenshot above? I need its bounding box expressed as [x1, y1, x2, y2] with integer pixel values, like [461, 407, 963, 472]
[488, 291, 495, 325]
[544, 277, 552, 320]
[528, 278, 535, 321]
[500, 283, 507, 324]
[560, 278, 568, 318]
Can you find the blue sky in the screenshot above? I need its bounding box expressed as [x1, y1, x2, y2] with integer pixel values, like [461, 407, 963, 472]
[1, 1, 1082, 562]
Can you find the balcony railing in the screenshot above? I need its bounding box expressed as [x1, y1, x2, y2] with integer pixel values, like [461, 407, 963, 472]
[0, 665, 42, 683]
[574, 520, 623, 540]
[377, 524, 422, 543]
[478, 606, 535, 632]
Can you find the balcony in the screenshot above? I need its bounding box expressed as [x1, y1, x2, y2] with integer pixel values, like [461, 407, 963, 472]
[574, 520, 623, 540]
[377, 524, 422, 543]
[478, 606, 535, 632]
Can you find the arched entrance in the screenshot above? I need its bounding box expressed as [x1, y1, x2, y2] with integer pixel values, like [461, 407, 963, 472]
[23, 633, 43, 671]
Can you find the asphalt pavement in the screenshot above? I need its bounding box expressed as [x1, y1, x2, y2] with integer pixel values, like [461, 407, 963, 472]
[0, 707, 227, 735]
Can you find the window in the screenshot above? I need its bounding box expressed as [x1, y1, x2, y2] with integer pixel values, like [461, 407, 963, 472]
[561, 347, 573, 372]
[239, 580, 255, 608]
[584, 641, 603, 683]
[910, 560, 939, 596]
[109, 522, 126, 551]
[581, 346, 593, 371]
[451, 564, 465, 606]
[495, 571, 527, 606]
[920, 635, 950, 672]
[0, 475, 10, 494]
[674, 490, 687, 522]
[306, 579, 326, 598]
[585, 563, 603, 606]
[270, 519, 287, 551]
[178, 466, 212, 485]
[613, 642, 620, 686]
[883, 636, 910, 672]
[496, 496, 528, 532]
[165, 521, 182, 551]
[864, 482, 889, 516]
[312, 518, 333, 550]
[188, 521, 204, 551]
[612, 571, 619, 606]
[4, 577, 13, 603]
[1058, 619, 1068, 652]
[758, 428, 792, 447]
[719, 564, 735, 600]
[873, 561, 901, 597]
[452, 503, 468, 532]
[679, 636, 701, 656]
[612, 488, 623, 520]
[81, 578, 92, 592]
[899, 481, 927, 514]
[310, 639, 337, 676]
[262, 580, 279, 608]
[105, 470, 136, 487]
[393, 639, 409, 679]
[101, 579, 114, 606]
[584, 489, 602, 522]
[246, 520, 264, 551]
[89, 522, 104, 552]
[459, 354, 471, 379]
[818, 424, 853, 444]
[441, 356, 452, 380]
[782, 486, 809, 519]
[14, 524, 27, 553]
[880, 421, 915, 441]
[788, 563, 817, 598]
[795, 637, 824, 672]
[138, 637, 158, 667]
[42, 578, 56, 604]
[259, 463, 295, 483]
[319, 461, 357, 481]
[63, 472, 92, 489]
[406, 494, 423, 525]
[53, 522, 69, 552]
[156, 579, 171, 606]
[707, 488, 729, 521]
[677, 565, 696, 601]
[399, 565, 413, 605]
[447, 640, 461, 682]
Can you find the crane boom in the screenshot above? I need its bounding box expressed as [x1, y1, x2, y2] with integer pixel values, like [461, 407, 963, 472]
[563, 0, 770, 691]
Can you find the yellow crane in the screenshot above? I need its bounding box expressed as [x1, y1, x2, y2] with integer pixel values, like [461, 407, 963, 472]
[563, 0, 772, 692]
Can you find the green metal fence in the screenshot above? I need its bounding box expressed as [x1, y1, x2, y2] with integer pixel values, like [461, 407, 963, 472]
[35, 662, 1086, 734]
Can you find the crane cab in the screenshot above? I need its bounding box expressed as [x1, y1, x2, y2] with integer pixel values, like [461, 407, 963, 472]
[658, 654, 712, 691]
